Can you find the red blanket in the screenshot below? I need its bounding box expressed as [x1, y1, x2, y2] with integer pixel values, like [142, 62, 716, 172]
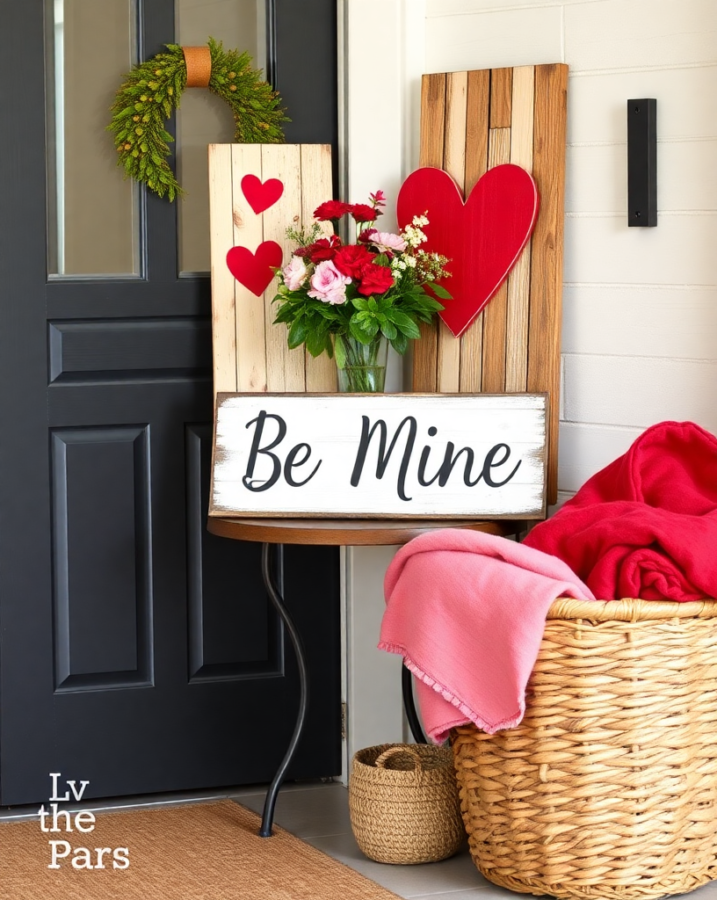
[524, 421, 717, 601]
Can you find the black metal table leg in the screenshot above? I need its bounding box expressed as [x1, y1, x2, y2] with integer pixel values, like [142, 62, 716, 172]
[259, 543, 309, 837]
[402, 663, 428, 744]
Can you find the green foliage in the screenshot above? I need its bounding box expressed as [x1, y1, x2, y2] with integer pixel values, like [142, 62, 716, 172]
[272, 270, 447, 364]
[108, 38, 288, 201]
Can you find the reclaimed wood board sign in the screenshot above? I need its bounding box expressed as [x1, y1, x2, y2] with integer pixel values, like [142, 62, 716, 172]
[209, 393, 547, 519]
[208, 143, 337, 397]
[412, 64, 568, 505]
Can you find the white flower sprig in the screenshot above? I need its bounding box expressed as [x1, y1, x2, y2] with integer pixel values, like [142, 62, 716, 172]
[402, 215, 429, 248]
[391, 215, 439, 281]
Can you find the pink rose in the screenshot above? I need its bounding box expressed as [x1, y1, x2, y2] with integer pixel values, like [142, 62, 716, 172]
[282, 256, 308, 291]
[369, 231, 407, 254]
[307, 260, 351, 305]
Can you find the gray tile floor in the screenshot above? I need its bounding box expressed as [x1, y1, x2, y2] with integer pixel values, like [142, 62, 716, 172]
[236, 783, 717, 900]
[238, 782, 488, 899]
[4, 780, 717, 900]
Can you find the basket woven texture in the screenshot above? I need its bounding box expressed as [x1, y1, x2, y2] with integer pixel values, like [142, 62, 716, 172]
[349, 743, 465, 865]
[452, 597, 717, 900]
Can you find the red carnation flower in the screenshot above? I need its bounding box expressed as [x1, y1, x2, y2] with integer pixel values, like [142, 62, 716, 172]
[304, 235, 342, 263]
[313, 200, 353, 221]
[357, 228, 378, 245]
[333, 244, 376, 279]
[351, 203, 382, 223]
[356, 261, 394, 296]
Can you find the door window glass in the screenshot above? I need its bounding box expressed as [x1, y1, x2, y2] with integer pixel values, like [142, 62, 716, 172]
[47, 0, 140, 277]
[176, 0, 265, 275]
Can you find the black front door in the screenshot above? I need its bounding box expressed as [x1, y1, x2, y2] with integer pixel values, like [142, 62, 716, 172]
[0, 0, 341, 806]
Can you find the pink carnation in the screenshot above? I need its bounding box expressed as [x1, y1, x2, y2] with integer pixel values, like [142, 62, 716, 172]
[369, 231, 407, 254]
[282, 256, 308, 291]
[307, 260, 351, 305]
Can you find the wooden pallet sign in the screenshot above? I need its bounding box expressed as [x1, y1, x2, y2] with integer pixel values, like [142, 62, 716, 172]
[208, 143, 337, 397]
[412, 64, 568, 505]
[209, 393, 547, 519]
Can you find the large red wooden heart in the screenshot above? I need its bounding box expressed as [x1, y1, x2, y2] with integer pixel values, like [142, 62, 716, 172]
[241, 174, 284, 215]
[226, 241, 283, 296]
[397, 164, 539, 337]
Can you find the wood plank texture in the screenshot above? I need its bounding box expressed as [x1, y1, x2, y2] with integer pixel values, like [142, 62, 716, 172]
[413, 74, 447, 392]
[505, 65, 535, 393]
[528, 64, 568, 504]
[231, 144, 266, 392]
[481, 125, 511, 393]
[490, 67, 513, 128]
[262, 145, 305, 392]
[413, 63, 568, 507]
[460, 69, 490, 392]
[464, 70, 491, 194]
[443, 72, 468, 185]
[420, 73, 447, 169]
[509, 66, 535, 168]
[438, 71, 467, 393]
[437, 321, 461, 392]
[208, 144, 237, 395]
[209, 143, 334, 399]
[413, 321, 439, 393]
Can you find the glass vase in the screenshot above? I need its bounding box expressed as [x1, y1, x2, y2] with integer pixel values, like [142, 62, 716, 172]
[336, 334, 389, 393]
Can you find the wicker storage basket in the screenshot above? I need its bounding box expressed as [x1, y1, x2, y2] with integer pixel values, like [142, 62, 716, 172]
[452, 597, 717, 900]
[349, 743, 464, 865]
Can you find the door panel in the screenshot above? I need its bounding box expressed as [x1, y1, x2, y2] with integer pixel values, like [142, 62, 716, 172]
[0, 0, 341, 806]
[185, 423, 281, 683]
[51, 424, 152, 689]
[48, 318, 213, 382]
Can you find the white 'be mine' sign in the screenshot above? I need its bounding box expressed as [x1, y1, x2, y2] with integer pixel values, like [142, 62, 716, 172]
[209, 394, 547, 519]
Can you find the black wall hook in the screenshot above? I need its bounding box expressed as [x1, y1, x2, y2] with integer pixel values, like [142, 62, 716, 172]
[627, 99, 657, 227]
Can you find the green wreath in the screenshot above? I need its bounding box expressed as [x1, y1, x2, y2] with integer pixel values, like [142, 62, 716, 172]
[109, 38, 287, 201]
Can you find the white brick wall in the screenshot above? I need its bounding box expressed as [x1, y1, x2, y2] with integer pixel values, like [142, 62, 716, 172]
[425, 0, 717, 493]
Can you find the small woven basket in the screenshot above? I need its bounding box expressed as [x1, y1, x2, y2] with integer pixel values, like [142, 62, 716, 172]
[452, 597, 717, 900]
[349, 743, 465, 864]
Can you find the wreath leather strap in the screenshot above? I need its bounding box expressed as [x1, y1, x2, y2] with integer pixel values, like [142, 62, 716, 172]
[183, 46, 211, 88]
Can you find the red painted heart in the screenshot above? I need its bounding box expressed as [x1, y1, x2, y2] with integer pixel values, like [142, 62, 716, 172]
[226, 241, 283, 296]
[397, 164, 539, 337]
[241, 174, 284, 215]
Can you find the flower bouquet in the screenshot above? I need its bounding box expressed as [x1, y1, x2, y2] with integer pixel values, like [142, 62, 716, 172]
[272, 190, 451, 392]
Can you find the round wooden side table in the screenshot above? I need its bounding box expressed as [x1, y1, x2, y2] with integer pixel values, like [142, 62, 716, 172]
[207, 516, 525, 836]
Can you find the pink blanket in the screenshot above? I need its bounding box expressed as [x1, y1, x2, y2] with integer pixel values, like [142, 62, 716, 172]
[379, 530, 594, 742]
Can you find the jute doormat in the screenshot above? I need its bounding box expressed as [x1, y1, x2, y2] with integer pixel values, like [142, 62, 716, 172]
[0, 799, 402, 900]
